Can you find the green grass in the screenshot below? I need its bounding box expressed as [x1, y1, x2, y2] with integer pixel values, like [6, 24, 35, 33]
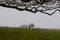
[0, 27, 60, 40]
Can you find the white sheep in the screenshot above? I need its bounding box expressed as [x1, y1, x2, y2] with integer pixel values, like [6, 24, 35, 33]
[19, 24, 29, 28]
[28, 23, 34, 28]
[19, 23, 34, 28]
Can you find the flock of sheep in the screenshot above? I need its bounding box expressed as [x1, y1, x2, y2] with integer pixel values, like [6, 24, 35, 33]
[19, 23, 35, 28]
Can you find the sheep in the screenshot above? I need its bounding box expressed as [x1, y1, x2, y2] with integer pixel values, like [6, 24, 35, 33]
[19, 23, 34, 28]
[28, 23, 34, 28]
[19, 24, 29, 28]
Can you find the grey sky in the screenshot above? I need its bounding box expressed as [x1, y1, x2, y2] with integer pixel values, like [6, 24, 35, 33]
[0, 6, 60, 29]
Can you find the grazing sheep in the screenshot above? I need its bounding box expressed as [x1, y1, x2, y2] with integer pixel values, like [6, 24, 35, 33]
[19, 23, 34, 28]
[19, 24, 29, 28]
[28, 23, 34, 28]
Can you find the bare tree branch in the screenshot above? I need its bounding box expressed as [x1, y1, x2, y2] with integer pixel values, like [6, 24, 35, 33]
[0, 0, 60, 15]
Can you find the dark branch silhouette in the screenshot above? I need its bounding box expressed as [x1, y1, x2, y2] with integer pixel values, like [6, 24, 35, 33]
[21, 0, 32, 2]
[0, 0, 60, 16]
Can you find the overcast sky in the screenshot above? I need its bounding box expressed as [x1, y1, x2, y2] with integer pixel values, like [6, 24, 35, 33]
[0, 6, 60, 29]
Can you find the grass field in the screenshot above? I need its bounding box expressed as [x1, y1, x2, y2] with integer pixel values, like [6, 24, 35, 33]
[0, 26, 60, 40]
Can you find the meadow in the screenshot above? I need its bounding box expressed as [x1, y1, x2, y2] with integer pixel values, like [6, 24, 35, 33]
[0, 26, 60, 40]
